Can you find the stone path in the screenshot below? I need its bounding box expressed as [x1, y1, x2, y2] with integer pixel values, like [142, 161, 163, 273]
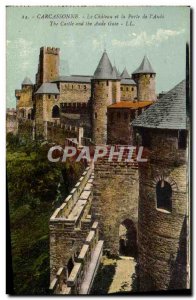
[108, 256, 136, 294]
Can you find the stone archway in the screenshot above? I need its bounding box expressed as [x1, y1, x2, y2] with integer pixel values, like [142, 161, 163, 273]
[119, 219, 137, 258]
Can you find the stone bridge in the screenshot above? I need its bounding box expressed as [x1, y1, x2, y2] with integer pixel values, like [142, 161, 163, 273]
[49, 165, 103, 295]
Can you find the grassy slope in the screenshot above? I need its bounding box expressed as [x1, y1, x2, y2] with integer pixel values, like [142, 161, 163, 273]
[7, 135, 85, 295]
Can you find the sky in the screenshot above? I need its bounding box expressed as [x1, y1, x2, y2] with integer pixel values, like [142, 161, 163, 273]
[6, 6, 190, 108]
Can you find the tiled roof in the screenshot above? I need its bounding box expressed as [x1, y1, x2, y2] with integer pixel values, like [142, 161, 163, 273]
[22, 77, 33, 85]
[108, 101, 154, 109]
[94, 50, 115, 79]
[121, 79, 136, 85]
[121, 68, 131, 79]
[132, 80, 186, 129]
[132, 55, 155, 75]
[35, 83, 60, 94]
[52, 75, 92, 83]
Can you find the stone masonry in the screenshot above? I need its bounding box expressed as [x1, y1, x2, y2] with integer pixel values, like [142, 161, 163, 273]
[49, 165, 104, 294]
[92, 148, 139, 255]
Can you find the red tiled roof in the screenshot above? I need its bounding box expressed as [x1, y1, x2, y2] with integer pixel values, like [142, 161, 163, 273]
[108, 101, 154, 109]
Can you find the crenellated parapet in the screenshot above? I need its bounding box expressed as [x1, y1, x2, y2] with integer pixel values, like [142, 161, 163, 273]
[49, 166, 104, 295]
[49, 222, 103, 295]
[44, 46, 60, 55]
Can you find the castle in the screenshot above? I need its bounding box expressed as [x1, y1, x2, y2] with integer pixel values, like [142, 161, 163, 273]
[12, 46, 190, 294]
[15, 46, 156, 144]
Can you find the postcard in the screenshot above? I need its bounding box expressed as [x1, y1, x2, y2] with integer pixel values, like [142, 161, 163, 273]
[6, 6, 191, 295]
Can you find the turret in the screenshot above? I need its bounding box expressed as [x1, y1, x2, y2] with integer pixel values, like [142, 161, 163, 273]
[132, 55, 156, 102]
[21, 76, 33, 88]
[92, 50, 120, 145]
[35, 46, 60, 88]
[132, 80, 189, 291]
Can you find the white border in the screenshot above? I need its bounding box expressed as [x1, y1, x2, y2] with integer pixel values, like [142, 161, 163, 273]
[1, 0, 194, 299]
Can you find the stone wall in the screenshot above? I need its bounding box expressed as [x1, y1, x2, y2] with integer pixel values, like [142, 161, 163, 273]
[93, 150, 139, 255]
[49, 165, 104, 295]
[35, 94, 60, 123]
[120, 84, 137, 101]
[15, 85, 33, 109]
[112, 81, 121, 103]
[135, 128, 189, 291]
[107, 108, 135, 145]
[50, 222, 103, 295]
[133, 74, 156, 102]
[92, 80, 113, 145]
[15, 85, 34, 121]
[59, 82, 91, 104]
[50, 167, 94, 281]
[36, 47, 60, 86]
[60, 102, 92, 138]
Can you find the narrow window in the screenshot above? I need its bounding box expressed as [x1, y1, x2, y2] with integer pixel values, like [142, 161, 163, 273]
[95, 112, 97, 119]
[106, 81, 109, 86]
[126, 87, 128, 91]
[120, 87, 123, 91]
[72, 85, 73, 89]
[156, 180, 172, 212]
[132, 87, 134, 91]
[78, 85, 80, 89]
[84, 85, 86, 90]
[48, 94, 51, 99]
[55, 95, 58, 100]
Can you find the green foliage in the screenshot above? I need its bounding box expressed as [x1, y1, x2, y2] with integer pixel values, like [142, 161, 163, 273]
[7, 134, 85, 294]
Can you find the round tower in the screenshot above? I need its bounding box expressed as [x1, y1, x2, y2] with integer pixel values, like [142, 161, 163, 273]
[92, 50, 120, 145]
[132, 80, 189, 291]
[132, 55, 156, 102]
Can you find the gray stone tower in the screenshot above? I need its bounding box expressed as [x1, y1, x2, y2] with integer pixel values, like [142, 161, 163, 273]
[92, 50, 120, 145]
[132, 55, 156, 102]
[132, 80, 189, 291]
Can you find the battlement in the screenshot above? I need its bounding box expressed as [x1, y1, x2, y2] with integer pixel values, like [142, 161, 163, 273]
[6, 108, 17, 114]
[49, 221, 103, 295]
[47, 121, 80, 133]
[50, 166, 93, 224]
[43, 46, 60, 55]
[15, 89, 21, 97]
[61, 102, 88, 109]
[94, 145, 139, 170]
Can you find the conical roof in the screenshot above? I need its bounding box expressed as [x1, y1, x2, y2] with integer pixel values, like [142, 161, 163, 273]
[22, 76, 33, 85]
[132, 55, 155, 75]
[112, 65, 121, 79]
[94, 50, 114, 79]
[121, 67, 131, 79]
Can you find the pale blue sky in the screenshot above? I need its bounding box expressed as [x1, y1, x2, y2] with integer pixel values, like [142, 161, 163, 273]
[6, 6, 190, 108]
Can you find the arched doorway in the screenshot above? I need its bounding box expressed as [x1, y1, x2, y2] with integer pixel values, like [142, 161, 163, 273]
[119, 219, 137, 257]
[52, 105, 60, 118]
